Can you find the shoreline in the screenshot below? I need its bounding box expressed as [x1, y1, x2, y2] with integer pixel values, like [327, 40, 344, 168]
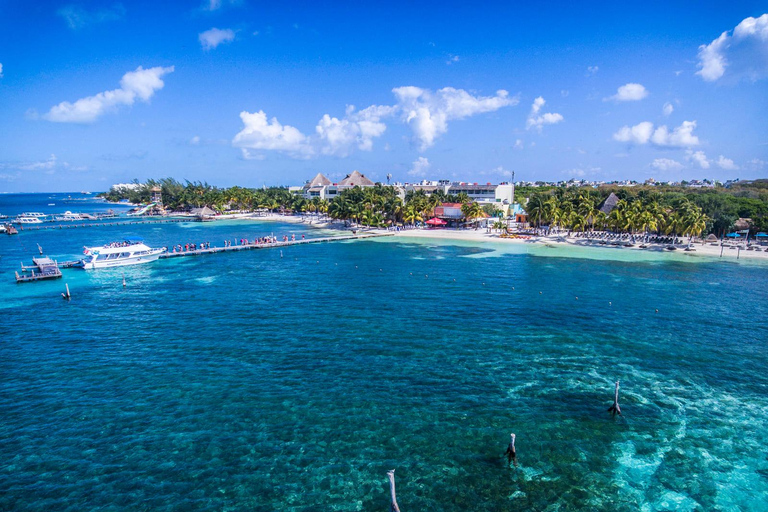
[249, 214, 768, 262]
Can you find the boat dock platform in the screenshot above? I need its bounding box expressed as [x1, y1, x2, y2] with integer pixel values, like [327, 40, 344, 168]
[15, 257, 63, 283]
[159, 232, 394, 259]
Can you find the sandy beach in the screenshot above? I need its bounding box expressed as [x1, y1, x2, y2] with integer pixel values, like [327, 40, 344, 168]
[236, 213, 768, 262]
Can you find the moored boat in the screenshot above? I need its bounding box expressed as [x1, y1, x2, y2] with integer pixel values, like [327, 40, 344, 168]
[78, 238, 166, 269]
[14, 215, 43, 224]
[54, 211, 84, 221]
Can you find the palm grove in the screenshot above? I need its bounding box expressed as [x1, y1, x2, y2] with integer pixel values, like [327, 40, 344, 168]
[101, 178, 768, 236]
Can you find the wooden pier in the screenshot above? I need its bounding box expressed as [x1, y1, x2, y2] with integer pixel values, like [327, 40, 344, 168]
[159, 232, 394, 259]
[12, 232, 394, 282]
[15, 257, 63, 283]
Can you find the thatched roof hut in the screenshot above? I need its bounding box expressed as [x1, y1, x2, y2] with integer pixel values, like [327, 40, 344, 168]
[734, 218, 753, 230]
[599, 193, 620, 214]
[305, 173, 332, 188]
[339, 170, 375, 187]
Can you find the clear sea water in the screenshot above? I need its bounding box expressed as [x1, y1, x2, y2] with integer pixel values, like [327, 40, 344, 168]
[1, 194, 767, 511]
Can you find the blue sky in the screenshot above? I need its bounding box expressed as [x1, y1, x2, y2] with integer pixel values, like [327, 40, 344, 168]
[0, 0, 767, 192]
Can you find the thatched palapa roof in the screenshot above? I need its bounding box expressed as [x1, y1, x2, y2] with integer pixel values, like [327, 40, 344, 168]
[339, 170, 375, 187]
[305, 173, 332, 188]
[599, 193, 620, 214]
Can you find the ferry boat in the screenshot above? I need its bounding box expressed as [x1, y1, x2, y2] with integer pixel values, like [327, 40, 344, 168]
[14, 215, 43, 224]
[54, 211, 84, 221]
[78, 238, 166, 269]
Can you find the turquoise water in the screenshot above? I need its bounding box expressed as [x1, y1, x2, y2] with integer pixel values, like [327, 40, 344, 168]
[1, 195, 768, 510]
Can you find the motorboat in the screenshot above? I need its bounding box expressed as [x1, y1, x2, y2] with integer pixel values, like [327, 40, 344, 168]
[55, 211, 84, 221]
[78, 238, 166, 269]
[14, 215, 43, 224]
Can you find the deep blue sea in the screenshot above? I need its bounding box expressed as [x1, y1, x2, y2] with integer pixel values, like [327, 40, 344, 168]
[1, 194, 767, 511]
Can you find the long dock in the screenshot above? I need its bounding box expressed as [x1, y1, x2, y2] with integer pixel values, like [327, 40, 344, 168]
[16, 232, 395, 280]
[159, 232, 393, 259]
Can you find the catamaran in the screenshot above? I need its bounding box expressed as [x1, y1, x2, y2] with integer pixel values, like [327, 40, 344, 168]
[78, 238, 166, 269]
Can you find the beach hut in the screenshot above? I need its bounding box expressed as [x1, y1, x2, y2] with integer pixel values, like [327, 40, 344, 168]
[191, 206, 216, 221]
[599, 193, 620, 215]
[705, 234, 719, 244]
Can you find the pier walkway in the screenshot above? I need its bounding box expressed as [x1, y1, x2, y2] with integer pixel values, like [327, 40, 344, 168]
[159, 232, 393, 259]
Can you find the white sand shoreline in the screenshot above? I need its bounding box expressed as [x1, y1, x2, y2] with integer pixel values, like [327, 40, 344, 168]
[241, 214, 768, 263]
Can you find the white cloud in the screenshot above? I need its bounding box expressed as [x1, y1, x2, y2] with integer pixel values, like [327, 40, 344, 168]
[686, 150, 710, 169]
[650, 121, 700, 147]
[44, 66, 174, 123]
[488, 165, 512, 178]
[587, 66, 599, 75]
[651, 158, 684, 171]
[716, 155, 739, 170]
[393, 86, 517, 150]
[696, 14, 768, 81]
[746, 158, 766, 170]
[662, 102, 674, 116]
[525, 96, 563, 131]
[190, 136, 201, 146]
[240, 148, 265, 160]
[57, 3, 125, 30]
[613, 121, 699, 148]
[1, 154, 85, 173]
[446, 55, 460, 65]
[315, 104, 396, 156]
[199, 28, 236, 50]
[232, 110, 313, 158]
[202, 0, 241, 11]
[513, 139, 523, 149]
[408, 156, 431, 177]
[605, 83, 649, 102]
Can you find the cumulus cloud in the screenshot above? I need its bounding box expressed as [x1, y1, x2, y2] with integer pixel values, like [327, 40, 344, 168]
[408, 156, 431, 177]
[696, 14, 768, 81]
[199, 28, 236, 50]
[525, 96, 564, 131]
[232, 85, 517, 158]
[240, 148, 265, 160]
[393, 86, 517, 150]
[686, 150, 710, 169]
[232, 110, 313, 158]
[44, 66, 174, 123]
[717, 155, 739, 170]
[315, 104, 396, 156]
[1, 154, 85, 173]
[202, 0, 241, 11]
[663, 102, 674, 116]
[651, 158, 684, 171]
[605, 83, 649, 102]
[57, 3, 125, 29]
[613, 120, 700, 148]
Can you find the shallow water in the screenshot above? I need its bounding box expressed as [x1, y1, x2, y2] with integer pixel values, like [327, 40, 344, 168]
[1, 196, 767, 511]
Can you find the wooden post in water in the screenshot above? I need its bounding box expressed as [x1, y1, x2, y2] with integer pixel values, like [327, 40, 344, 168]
[387, 470, 400, 512]
[122, 274, 126, 287]
[62, 283, 71, 300]
[37, 244, 43, 255]
[607, 380, 621, 417]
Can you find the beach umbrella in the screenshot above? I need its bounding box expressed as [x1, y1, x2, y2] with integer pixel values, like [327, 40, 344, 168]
[726, 232, 741, 238]
[426, 217, 447, 226]
[756, 233, 768, 238]
[705, 234, 719, 242]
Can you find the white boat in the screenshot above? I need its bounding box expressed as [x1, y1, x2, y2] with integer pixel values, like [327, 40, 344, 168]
[0, 225, 7, 233]
[79, 238, 166, 269]
[21, 212, 46, 218]
[14, 215, 43, 224]
[55, 211, 84, 221]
